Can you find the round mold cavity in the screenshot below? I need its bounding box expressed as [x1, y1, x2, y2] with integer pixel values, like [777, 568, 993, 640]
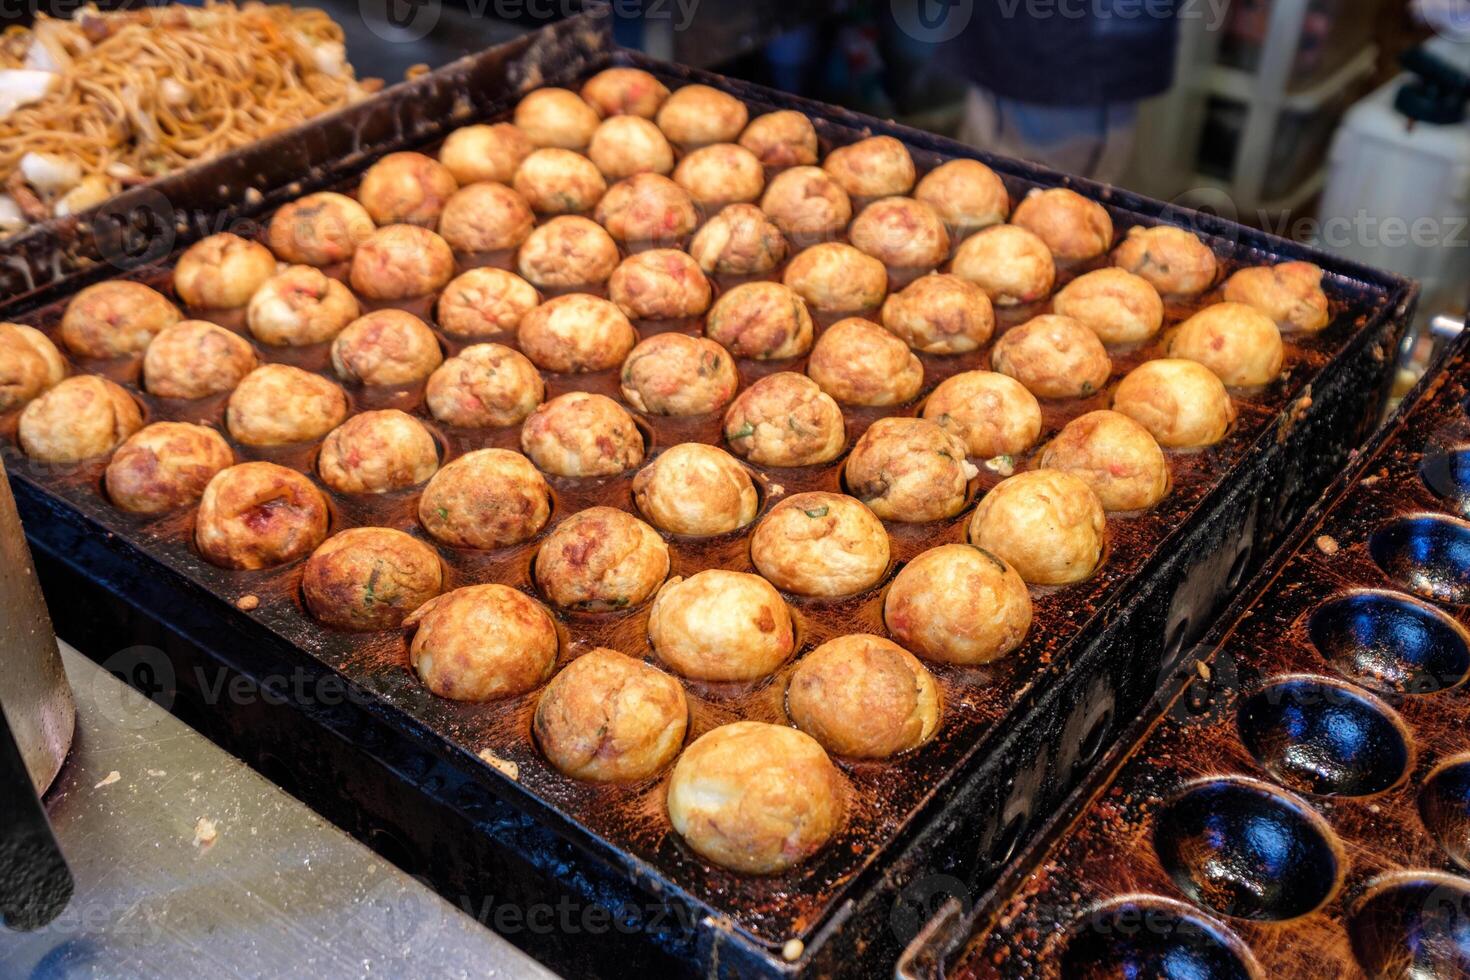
[1236, 676, 1411, 797]
[1370, 515, 1470, 605]
[1060, 896, 1259, 980]
[1307, 591, 1470, 696]
[1348, 872, 1470, 980]
[1419, 757, 1470, 872]
[1152, 777, 1341, 922]
[1421, 449, 1470, 516]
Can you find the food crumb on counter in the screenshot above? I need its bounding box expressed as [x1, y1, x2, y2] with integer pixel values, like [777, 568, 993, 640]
[1315, 534, 1339, 555]
[236, 594, 260, 611]
[479, 749, 519, 780]
[782, 939, 804, 961]
[94, 770, 120, 788]
[193, 817, 218, 848]
[1195, 661, 1211, 682]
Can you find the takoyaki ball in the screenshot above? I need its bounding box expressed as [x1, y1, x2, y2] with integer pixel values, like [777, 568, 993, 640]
[417, 448, 550, 549]
[647, 570, 794, 681]
[534, 649, 687, 783]
[173, 233, 277, 311]
[1222, 260, 1331, 333]
[968, 469, 1105, 585]
[104, 421, 233, 514]
[405, 584, 558, 701]
[723, 372, 844, 467]
[330, 310, 443, 387]
[620, 333, 737, 416]
[915, 159, 1010, 233]
[849, 197, 950, 269]
[318, 409, 439, 494]
[535, 507, 669, 611]
[438, 122, 533, 185]
[783, 243, 887, 313]
[706, 281, 813, 360]
[225, 364, 348, 446]
[881, 273, 994, 354]
[246, 265, 360, 347]
[357, 151, 458, 227]
[266, 192, 375, 266]
[1112, 224, 1218, 296]
[348, 225, 455, 300]
[436, 268, 540, 338]
[142, 320, 257, 399]
[514, 87, 601, 150]
[580, 67, 670, 119]
[302, 527, 443, 631]
[750, 491, 890, 597]
[806, 318, 922, 407]
[520, 391, 643, 477]
[921, 371, 1042, 460]
[672, 143, 765, 205]
[950, 224, 1056, 306]
[759, 166, 852, 240]
[426, 343, 543, 428]
[1051, 268, 1164, 346]
[1010, 187, 1114, 261]
[0, 323, 62, 412]
[688, 203, 788, 276]
[516, 216, 621, 289]
[436, 182, 535, 252]
[194, 462, 329, 570]
[632, 443, 758, 536]
[655, 84, 748, 147]
[18, 376, 140, 463]
[991, 314, 1111, 400]
[1168, 302, 1284, 388]
[593, 174, 698, 244]
[1040, 410, 1169, 512]
[823, 136, 916, 198]
[608, 250, 712, 321]
[667, 721, 842, 874]
[512, 148, 608, 215]
[587, 116, 674, 180]
[59, 281, 181, 359]
[787, 634, 940, 758]
[517, 294, 637, 373]
[9, 324, 64, 386]
[884, 544, 1032, 665]
[844, 417, 976, 522]
[1111, 358, 1236, 449]
[738, 110, 819, 168]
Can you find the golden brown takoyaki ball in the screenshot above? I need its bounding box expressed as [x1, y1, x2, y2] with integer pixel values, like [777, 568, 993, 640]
[844, 417, 976, 522]
[142, 320, 257, 399]
[823, 136, 916, 198]
[881, 273, 994, 355]
[723, 372, 844, 467]
[9, 324, 64, 384]
[348, 224, 455, 300]
[517, 294, 637, 373]
[515, 215, 621, 289]
[1112, 224, 1218, 296]
[968, 469, 1105, 585]
[688, 203, 788, 275]
[426, 343, 543, 428]
[317, 409, 439, 494]
[915, 159, 1010, 233]
[302, 527, 443, 631]
[405, 583, 558, 700]
[885, 544, 1032, 665]
[647, 570, 794, 681]
[587, 116, 674, 180]
[436, 182, 536, 252]
[849, 197, 950, 269]
[705, 281, 812, 360]
[1010, 187, 1114, 261]
[266, 192, 375, 267]
[655, 84, 748, 147]
[593, 173, 698, 244]
[246, 265, 360, 347]
[535, 507, 669, 611]
[787, 634, 940, 758]
[607, 249, 712, 320]
[1168, 302, 1284, 388]
[750, 491, 890, 596]
[535, 649, 686, 782]
[225, 364, 348, 446]
[418, 448, 550, 549]
[194, 461, 329, 570]
[59, 281, 181, 359]
[783, 243, 887, 312]
[438, 122, 533, 185]
[991, 315, 1112, 400]
[620, 333, 737, 416]
[738, 110, 819, 168]
[1111, 358, 1236, 449]
[104, 422, 233, 514]
[435, 268, 540, 338]
[520, 391, 644, 478]
[1040, 410, 1169, 512]
[330, 309, 443, 387]
[1222, 261, 1330, 333]
[0, 323, 62, 412]
[807, 318, 922, 406]
[173, 233, 278, 311]
[357, 151, 458, 227]
[18, 375, 140, 463]
[632, 443, 759, 536]
[1051, 268, 1164, 346]
[950, 224, 1056, 306]
[922, 371, 1042, 460]
[512, 148, 608, 215]
[672, 143, 765, 205]
[514, 88, 601, 150]
[580, 67, 670, 119]
[759, 166, 852, 240]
